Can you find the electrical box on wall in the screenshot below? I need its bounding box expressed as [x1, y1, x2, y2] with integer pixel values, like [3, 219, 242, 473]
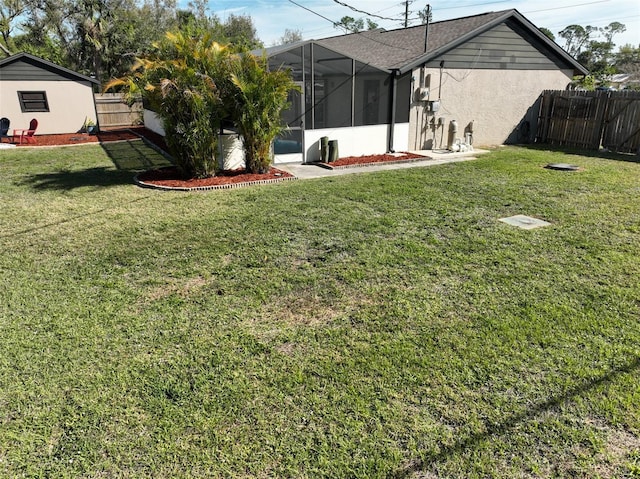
[416, 87, 429, 101]
[429, 100, 440, 112]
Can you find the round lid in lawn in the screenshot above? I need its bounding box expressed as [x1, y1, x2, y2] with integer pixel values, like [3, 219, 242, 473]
[545, 163, 580, 171]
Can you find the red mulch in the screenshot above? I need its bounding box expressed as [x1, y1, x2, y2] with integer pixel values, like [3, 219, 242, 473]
[8, 127, 169, 149]
[137, 166, 293, 188]
[9, 129, 141, 146]
[326, 152, 427, 167]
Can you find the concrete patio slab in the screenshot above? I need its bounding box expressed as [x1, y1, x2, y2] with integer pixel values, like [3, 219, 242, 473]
[277, 149, 488, 180]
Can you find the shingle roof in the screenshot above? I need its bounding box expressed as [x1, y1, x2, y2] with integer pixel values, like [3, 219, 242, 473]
[317, 10, 509, 71]
[313, 9, 586, 75]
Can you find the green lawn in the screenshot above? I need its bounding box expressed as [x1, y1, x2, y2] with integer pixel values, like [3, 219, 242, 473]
[1, 140, 639, 478]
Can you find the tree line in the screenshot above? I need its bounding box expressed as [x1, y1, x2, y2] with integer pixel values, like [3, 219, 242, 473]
[540, 21, 639, 89]
[3, 0, 638, 91]
[0, 0, 262, 84]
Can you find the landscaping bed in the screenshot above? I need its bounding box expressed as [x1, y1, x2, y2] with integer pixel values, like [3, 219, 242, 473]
[318, 151, 429, 169]
[135, 165, 295, 190]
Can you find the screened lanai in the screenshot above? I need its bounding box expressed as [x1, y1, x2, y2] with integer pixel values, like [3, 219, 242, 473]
[265, 41, 411, 163]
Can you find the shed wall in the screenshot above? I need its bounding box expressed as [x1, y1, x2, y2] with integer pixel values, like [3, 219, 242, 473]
[1, 80, 97, 135]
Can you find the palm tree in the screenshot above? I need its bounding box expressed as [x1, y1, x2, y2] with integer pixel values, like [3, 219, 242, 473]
[106, 31, 230, 178]
[107, 32, 298, 177]
[229, 54, 299, 174]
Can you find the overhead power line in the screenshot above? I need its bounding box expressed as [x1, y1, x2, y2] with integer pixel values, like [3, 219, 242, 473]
[433, 0, 511, 10]
[523, 0, 610, 14]
[287, 0, 339, 27]
[331, 0, 401, 22]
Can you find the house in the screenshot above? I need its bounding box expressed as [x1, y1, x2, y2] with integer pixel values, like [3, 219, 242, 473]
[0, 52, 100, 135]
[608, 73, 640, 90]
[264, 9, 587, 163]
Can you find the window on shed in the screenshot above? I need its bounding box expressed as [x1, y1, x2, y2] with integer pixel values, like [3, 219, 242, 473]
[18, 91, 50, 112]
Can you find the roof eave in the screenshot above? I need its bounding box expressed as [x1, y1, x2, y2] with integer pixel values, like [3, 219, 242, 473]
[255, 39, 313, 57]
[0, 52, 100, 84]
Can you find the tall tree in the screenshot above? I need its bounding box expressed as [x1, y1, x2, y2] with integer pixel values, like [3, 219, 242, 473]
[5, 0, 265, 84]
[560, 21, 628, 88]
[614, 43, 640, 89]
[0, 0, 34, 55]
[334, 16, 378, 34]
[539, 27, 555, 41]
[615, 43, 640, 70]
[277, 28, 303, 45]
[601, 22, 625, 45]
[578, 40, 615, 81]
[12, 2, 150, 74]
[559, 24, 596, 57]
[222, 14, 262, 50]
[175, 0, 223, 40]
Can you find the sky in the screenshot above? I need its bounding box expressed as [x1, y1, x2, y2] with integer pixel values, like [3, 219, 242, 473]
[192, 0, 640, 49]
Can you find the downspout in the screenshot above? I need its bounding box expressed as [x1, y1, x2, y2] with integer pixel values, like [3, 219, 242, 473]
[388, 69, 399, 153]
[438, 60, 444, 101]
[310, 44, 315, 130]
[351, 58, 355, 127]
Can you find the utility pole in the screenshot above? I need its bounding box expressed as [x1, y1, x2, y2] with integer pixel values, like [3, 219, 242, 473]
[404, 0, 409, 28]
[423, 4, 431, 53]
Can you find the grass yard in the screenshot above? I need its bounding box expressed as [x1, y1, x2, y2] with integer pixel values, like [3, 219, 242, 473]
[0, 140, 639, 478]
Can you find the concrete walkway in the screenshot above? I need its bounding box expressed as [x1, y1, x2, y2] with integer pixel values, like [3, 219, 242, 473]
[277, 149, 488, 179]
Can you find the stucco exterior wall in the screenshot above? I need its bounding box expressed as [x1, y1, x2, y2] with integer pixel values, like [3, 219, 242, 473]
[408, 67, 574, 149]
[0, 80, 96, 135]
[304, 123, 409, 163]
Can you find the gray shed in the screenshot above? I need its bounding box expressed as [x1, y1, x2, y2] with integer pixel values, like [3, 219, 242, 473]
[0, 53, 100, 135]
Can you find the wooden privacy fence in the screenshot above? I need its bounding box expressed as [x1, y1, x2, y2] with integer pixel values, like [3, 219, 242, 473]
[95, 93, 143, 128]
[537, 90, 640, 154]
